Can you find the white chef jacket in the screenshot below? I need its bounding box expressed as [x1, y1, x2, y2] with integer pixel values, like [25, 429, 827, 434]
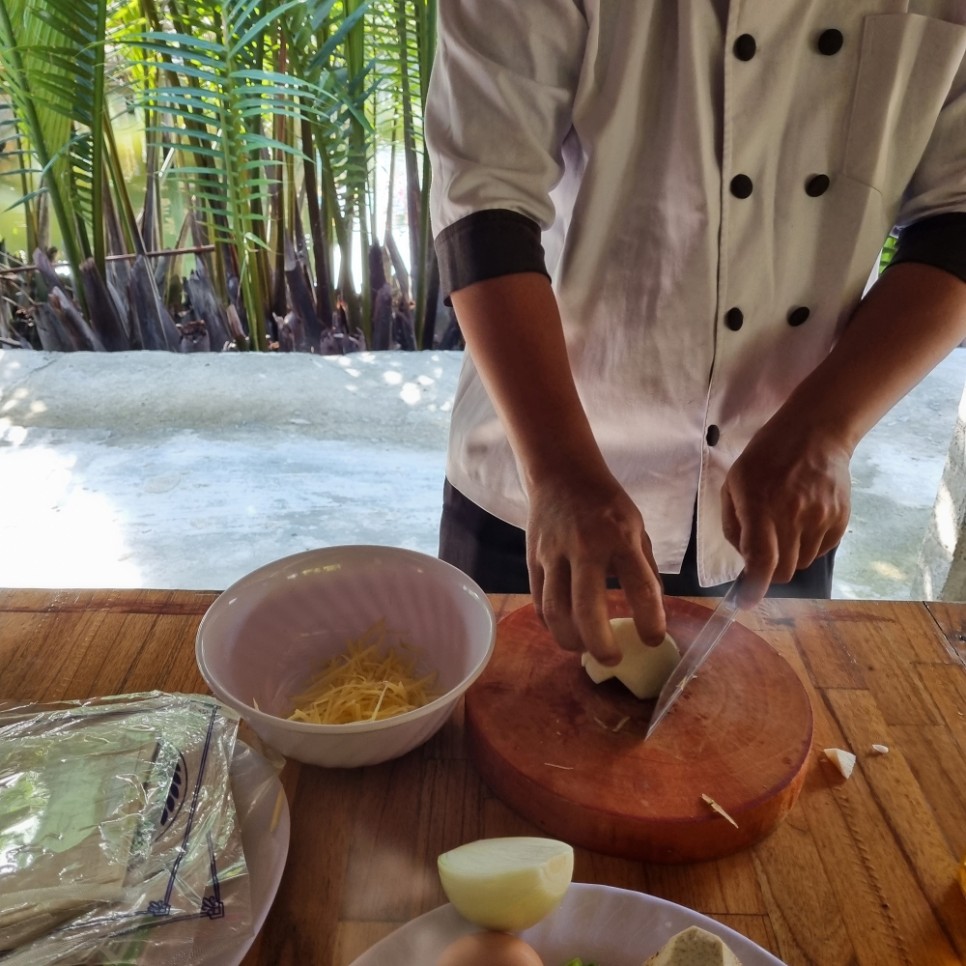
[426, 1, 966, 586]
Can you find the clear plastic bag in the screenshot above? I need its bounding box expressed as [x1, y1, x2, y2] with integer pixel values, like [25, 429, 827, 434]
[0, 692, 258, 965]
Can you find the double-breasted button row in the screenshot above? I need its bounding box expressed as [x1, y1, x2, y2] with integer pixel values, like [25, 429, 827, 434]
[731, 172, 832, 199]
[712, 28, 841, 450]
[709, 309, 816, 446]
[733, 28, 844, 61]
[723, 305, 812, 329]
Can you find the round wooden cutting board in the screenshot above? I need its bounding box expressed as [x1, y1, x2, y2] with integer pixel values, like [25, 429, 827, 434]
[465, 594, 813, 863]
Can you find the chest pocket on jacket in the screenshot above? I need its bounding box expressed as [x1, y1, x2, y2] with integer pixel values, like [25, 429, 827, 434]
[843, 14, 966, 201]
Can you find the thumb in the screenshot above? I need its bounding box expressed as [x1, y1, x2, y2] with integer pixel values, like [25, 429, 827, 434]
[720, 486, 742, 552]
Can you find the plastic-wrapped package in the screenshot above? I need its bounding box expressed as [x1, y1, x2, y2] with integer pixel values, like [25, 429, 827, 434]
[0, 692, 262, 965]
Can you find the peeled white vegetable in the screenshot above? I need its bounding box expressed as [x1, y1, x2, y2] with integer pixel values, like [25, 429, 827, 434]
[581, 619, 680, 699]
[644, 925, 743, 965]
[824, 747, 857, 779]
[437, 836, 573, 931]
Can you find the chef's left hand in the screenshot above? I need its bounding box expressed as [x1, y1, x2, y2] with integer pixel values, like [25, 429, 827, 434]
[720, 418, 852, 605]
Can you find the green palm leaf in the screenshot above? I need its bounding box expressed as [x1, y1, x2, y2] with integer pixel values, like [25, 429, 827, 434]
[0, 0, 136, 287]
[0, 0, 87, 277]
[128, 0, 347, 347]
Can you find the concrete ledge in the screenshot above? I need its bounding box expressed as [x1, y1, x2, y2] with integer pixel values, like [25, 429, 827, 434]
[0, 349, 461, 446]
[2, 347, 965, 598]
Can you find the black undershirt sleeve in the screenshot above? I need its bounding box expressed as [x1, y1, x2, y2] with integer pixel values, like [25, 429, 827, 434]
[435, 209, 549, 305]
[889, 211, 966, 283]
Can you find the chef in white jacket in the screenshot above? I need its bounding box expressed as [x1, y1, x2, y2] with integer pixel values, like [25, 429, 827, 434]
[425, 2, 966, 664]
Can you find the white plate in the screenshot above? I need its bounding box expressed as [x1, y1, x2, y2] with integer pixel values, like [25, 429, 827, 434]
[136, 739, 290, 966]
[350, 882, 786, 966]
[226, 741, 291, 965]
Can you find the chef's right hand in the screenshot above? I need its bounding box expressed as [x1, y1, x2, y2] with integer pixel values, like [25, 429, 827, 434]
[524, 465, 667, 666]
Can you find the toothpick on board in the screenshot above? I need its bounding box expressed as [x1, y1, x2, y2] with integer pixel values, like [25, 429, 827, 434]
[701, 793, 739, 829]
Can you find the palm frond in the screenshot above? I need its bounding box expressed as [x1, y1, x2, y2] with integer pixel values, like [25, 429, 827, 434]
[0, 0, 117, 281]
[128, 0, 353, 347]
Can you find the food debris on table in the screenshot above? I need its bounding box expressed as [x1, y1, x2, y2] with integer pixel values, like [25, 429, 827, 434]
[590, 714, 633, 734]
[824, 747, 857, 779]
[700, 793, 739, 829]
[870, 743, 889, 755]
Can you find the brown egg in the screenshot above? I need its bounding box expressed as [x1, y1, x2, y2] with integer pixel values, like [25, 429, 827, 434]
[436, 931, 545, 966]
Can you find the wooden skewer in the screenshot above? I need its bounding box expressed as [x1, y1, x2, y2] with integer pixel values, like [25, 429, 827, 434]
[0, 244, 216, 277]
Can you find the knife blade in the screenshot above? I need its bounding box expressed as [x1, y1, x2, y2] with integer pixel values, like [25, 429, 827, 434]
[644, 576, 744, 740]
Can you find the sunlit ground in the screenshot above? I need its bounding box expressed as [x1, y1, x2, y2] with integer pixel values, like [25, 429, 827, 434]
[0, 434, 144, 587]
[0, 350, 458, 590]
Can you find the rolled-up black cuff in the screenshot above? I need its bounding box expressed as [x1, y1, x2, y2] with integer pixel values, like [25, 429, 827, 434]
[435, 209, 549, 305]
[890, 212, 966, 284]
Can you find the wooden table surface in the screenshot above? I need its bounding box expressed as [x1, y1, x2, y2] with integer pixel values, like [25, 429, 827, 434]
[1, 589, 965, 965]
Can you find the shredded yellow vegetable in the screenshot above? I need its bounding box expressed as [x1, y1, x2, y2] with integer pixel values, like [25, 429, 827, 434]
[287, 620, 438, 724]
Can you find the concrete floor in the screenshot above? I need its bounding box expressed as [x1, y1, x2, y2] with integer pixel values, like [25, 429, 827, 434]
[1, 347, 964, 600]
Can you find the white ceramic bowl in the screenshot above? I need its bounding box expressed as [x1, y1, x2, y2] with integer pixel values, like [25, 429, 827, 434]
[195, 546, 496, 767]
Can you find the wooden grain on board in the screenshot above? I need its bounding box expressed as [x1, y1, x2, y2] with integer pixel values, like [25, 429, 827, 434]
[465, 594, 813, 863]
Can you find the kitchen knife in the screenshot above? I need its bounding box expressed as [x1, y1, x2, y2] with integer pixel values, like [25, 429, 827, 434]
[644, 576, 744, 740]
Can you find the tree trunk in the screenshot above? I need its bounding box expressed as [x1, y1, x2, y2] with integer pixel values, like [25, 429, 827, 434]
[420, 248, 440, 349]
[127, 255, 179, 351]
[184, 264, 233, 351]
[81, 259, 130, 351]
[285, 236, 322, 351]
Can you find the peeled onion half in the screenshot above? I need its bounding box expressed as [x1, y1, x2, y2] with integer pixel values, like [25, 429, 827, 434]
[437, 836, 574, 932]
